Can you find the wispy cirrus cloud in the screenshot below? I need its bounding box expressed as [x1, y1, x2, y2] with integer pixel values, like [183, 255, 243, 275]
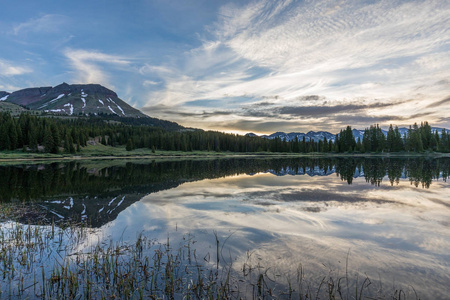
[12, 14, 68, 35]
[2, 1, 447, 133]
[273, 100, 411, 118]
[64, 49, 131, 85]
[0, 59, 32, 76]
[425, 96, 450, 109]
[142, 0, 450, 133]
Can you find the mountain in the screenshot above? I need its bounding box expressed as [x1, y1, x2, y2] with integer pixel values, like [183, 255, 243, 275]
[248, 126, 446, 143]
[5, 82, 146, 118]
[247, 131, 337, 142]
[0, 101, 28, 115]
[2, 83, 185, 130]
[351, 127, 445, 140]
[0, 91, 10, 100]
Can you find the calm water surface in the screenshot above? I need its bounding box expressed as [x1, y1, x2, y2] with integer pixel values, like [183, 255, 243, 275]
[1, 157, 449, 298]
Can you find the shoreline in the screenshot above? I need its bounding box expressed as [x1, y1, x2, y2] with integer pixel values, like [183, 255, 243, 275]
[0, 150, 449, 163]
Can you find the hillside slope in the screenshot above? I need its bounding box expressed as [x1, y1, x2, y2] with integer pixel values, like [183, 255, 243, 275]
[5, 83, 146, 118]
[3, 83, 184, 130]
[0, 102, 29, 115]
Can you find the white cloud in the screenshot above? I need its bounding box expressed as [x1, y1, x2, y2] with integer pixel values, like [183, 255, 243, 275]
[0, 83, 23, 92]
[0, 59, 32, 76]
[139, 64, 174, 76]
[215, 0, 449, 98]
[142, 0, 450, 132]
[143, 80, 159, 86]
[64, 49, 131, 85]
[13, 14, 68, 35]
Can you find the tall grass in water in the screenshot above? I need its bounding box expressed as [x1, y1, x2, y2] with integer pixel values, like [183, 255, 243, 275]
[0, 219, 421, 299]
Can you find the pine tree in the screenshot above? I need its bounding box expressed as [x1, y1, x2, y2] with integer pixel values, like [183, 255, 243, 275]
[29, 126, 38, 151]
[64, 134, 70, 153]
[51, 124, 61, 153]
[393, 126, 404, 152]
[438, 129, 449, 152]
[362, 128, 370, 152]
[430, 133, 437, 151]
[420, 121, 432, 150]
[43, 126, 54, 153]
[126, 138, 134, 151]
[387, 124, 395, 152]
[8, 120, 18, 150]
[69, 135, 76, 153]
[356, 137, 362, 152]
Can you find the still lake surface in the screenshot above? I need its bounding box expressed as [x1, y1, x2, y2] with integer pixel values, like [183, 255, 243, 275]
[1, 157, 449, 298]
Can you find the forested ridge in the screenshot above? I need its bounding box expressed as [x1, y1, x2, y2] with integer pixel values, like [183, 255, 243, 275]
[0, 112, 449, 154]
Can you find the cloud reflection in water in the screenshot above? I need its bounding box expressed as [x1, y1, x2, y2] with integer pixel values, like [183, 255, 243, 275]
[96, 171, 450, 298]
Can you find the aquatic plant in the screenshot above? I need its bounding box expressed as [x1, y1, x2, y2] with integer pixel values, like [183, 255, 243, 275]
[0, 216, 421, 299]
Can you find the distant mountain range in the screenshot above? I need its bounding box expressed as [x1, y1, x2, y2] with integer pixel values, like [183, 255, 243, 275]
[246, 127, 446, 142]
[0, 83, 184, 130]
[246, 131, 336, 142]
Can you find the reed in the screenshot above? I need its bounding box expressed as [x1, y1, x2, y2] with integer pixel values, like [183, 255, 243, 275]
[0, 216, 422, 299]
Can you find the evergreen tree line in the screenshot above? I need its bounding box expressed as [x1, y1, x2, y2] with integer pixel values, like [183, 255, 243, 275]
[335, 122, 449, 153]
[0, 112, 449, 153]
[1, 157, 448, 202]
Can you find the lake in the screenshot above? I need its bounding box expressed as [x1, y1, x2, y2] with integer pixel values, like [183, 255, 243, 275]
[0, 157, 449, 299]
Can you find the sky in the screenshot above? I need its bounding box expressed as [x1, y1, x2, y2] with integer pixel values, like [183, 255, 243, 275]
[0, 0, 449, 134]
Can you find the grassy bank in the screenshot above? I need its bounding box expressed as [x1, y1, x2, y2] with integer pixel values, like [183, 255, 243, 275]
[0, 143, 449, 163]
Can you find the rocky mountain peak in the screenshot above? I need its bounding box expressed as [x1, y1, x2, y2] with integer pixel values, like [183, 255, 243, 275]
[5, 83, 144, 118]
[51, 83, 118, 98]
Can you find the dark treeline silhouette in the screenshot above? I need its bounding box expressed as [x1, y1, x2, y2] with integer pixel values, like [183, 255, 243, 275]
[1, 157, 448, 203]
[0, 112, 449, 153]
[334, 123, 449, 153]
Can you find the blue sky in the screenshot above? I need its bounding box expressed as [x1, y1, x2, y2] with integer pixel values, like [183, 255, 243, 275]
[1, 0, 449, 134]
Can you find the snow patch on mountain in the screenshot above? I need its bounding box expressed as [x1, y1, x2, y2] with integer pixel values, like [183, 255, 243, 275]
[64, 103, 74, 115]
[50, 94, 65, 104]
[50, 210, 64, 219]
[81, 98, 86, 109]
[116, 104, 125, 115]
[98, 99, 104, 105]
[38, 94, 66, 109]
[0, 95, 9, 101]
[108, 197, 117, 206]
[61, 197, 74, 210]
[108, 106, 118, 115]
[117, 196, 125, 207]
[46, 200, 63, 204]
[45, 109, 66, 113]
[106, 98, 125, 115]
[106, 196, 125, 214]
[81, 204, 86, 215]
